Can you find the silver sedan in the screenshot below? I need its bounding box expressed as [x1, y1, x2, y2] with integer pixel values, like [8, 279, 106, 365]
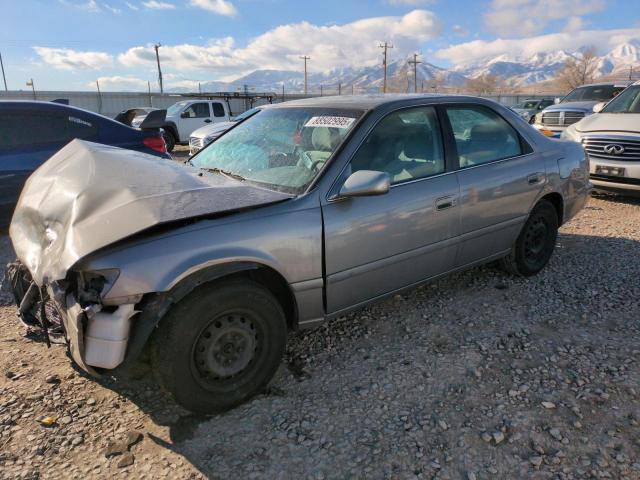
[8, 95, 591, 413]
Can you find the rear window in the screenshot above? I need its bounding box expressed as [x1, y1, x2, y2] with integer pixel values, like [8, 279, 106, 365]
[0, 110, 99, 148]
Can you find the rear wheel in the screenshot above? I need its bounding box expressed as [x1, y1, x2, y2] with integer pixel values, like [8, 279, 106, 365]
[501, 199, 558, 276]
[162, 129, 176, 152]
[150, 280, 287, 414]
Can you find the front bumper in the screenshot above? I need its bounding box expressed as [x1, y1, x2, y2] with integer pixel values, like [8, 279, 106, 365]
[589, 157, 640, 194]
[7, 262, 138, 374]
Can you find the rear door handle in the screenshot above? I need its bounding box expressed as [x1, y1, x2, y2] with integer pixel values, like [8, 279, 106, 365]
[435, 195, 458, 211]
[204, 119, 212, 123]
[527, 174, 542, 185]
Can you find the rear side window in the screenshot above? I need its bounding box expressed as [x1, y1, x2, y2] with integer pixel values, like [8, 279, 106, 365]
[0, 111, 98, 148]
[445, 106, 522, 168]
[212, 102, 225, 117]
[184, 103, 210, 118]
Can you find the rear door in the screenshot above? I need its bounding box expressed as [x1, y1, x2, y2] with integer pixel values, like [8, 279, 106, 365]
[211, 101, 228, 122]
[442, 104, 546, 267]
[179, 102, 212, 140]
[322, 105, 460, 313]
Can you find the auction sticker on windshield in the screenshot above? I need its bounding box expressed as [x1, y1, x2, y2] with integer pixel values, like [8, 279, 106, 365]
[304, 116, 356, 129]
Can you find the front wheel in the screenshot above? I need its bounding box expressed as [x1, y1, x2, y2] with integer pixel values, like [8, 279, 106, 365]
[150, 280, 287, 414]
[501, 200, 559, 276]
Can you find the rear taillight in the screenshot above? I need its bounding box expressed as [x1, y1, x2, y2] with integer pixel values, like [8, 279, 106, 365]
[144, 135, 166, 153]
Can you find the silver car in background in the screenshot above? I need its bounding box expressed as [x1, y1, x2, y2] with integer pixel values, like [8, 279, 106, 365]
[188, 106, 262, 155]
[7, 95, 590, 414]
[511, 98, 554, 123]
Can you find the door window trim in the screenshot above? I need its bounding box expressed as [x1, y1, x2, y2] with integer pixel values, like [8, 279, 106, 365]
[327, 103, 455, 201]
[439, 103, 534, 171]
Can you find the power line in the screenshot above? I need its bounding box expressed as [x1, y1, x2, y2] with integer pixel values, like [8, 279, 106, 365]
[300, 55, 310, 95]
[0, 51, 7, 91]
[378, 42, 393, 93]
[408, 53, 421, 94]
[154, 43, 163, 94]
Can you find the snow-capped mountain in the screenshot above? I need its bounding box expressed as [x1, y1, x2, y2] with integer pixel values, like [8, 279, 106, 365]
[167, 39, 640, 94]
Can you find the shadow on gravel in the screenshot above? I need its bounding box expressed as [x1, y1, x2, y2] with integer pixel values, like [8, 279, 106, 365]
[591, 191, 640, 206]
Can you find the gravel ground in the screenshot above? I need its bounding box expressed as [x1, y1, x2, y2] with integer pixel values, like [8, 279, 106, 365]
[1, 194, 639, 479]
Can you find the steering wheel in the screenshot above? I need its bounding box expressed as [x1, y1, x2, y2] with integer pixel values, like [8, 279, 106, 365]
[309, 159, 326, 171]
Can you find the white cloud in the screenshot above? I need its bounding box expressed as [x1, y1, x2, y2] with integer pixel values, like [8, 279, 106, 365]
[104, 3, 122, 13]
[452, 24, 468, 36]
[484, 0, 605, 37]
[118, 10, 442, 74]
[189, 0, 237, 16]
[125, 1, 139, 9]
[435, 27, 640, 66]
[58, 0, 101, 12]
[142, 0, 175, 9]
[93, 75, 149, 90]
[33, 47, 114, 70]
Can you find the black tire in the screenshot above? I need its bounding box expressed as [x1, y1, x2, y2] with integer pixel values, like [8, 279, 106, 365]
[150, 280, 287, 414]
[162, 129, 176, 152]
[501, 199, 558, 276]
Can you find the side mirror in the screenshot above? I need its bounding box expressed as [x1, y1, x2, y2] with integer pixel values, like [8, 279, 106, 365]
[339, 170, 390, 198]
[180, 111, 189, 118]
[592, 102, 606, 113]
[554, 97, 561, 104]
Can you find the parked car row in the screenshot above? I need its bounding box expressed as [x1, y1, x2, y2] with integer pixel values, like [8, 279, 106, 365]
[6, 94, 590, 414]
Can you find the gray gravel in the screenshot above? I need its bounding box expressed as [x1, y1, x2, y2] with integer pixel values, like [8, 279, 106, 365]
[1, 194, 639, 479]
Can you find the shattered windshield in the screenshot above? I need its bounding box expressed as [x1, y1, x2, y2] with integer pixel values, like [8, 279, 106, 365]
[191, 107, 362, 194]
[602, 86, 640, 113]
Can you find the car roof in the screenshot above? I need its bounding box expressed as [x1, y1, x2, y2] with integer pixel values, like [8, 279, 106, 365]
[577, 81, 634, 88]
[268, 94, 488, 112]
[0, 100, 105, 116]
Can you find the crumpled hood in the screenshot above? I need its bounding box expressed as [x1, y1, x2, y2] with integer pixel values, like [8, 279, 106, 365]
[576, 113, 640, 133]
[543, 100, 597, 113]
[10, 140, 291, 285]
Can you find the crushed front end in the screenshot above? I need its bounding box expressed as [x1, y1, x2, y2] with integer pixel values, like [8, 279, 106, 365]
[5, 261, 139, 375]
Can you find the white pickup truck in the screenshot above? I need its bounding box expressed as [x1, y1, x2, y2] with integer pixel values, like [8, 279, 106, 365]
[162, 100, 231, 152]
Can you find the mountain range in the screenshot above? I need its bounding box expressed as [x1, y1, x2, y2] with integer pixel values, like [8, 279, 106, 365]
[172, 39, 640, 94]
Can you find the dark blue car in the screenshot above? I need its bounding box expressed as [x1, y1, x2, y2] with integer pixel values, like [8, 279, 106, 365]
[0, 101, 170, 228]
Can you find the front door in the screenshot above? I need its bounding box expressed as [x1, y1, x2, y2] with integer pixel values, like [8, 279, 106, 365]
[442, 104, 546, 267]
[322, 105, 460, 314]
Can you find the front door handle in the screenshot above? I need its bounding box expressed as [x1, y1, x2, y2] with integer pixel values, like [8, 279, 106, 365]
[435, 195, 458, 211]
[204, 119, 212, 123]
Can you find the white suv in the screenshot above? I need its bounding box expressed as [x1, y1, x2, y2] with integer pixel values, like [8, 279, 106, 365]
[162, 100, 231, 152]
[563, 81, 640, 196]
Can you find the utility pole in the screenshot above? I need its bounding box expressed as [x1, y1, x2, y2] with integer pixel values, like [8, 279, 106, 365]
[26, 78, 35, 100]
[282, 83, 285, 101]
[147, 81, 152, 107]
[0, 51, 7, 91]
[378, 41, 393, 93]
[96, 80, 102, 114]
[338, 82, 341, 95]
[408, 53, 421, 94]
[300, 55, 310, 95]
[154, 43, 163, 94]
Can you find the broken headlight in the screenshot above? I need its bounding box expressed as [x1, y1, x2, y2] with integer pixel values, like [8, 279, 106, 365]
[75, 269, 120, 305]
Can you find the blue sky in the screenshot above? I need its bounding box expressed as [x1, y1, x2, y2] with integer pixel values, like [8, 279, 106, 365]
[1, 0, 639, 91]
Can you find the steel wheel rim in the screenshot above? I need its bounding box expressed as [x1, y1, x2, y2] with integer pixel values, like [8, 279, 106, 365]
[523, 216, 549, 265]
[192, 312, 260, 388]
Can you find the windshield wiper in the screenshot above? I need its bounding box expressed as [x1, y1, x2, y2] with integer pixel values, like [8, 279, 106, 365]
[202, 167, 246, 182]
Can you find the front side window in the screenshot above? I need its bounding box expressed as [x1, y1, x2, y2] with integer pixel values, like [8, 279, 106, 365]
[350, 106, 445, 184]
[192, 107, 362, 194]
[184, 103, 210, 118]
[445, 106, 522, 168]
[602, 86, 640, 113]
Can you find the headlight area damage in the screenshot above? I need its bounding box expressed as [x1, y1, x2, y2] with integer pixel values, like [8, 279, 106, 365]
[6, 263, 137, 374]
[7, 140, 291, 375]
